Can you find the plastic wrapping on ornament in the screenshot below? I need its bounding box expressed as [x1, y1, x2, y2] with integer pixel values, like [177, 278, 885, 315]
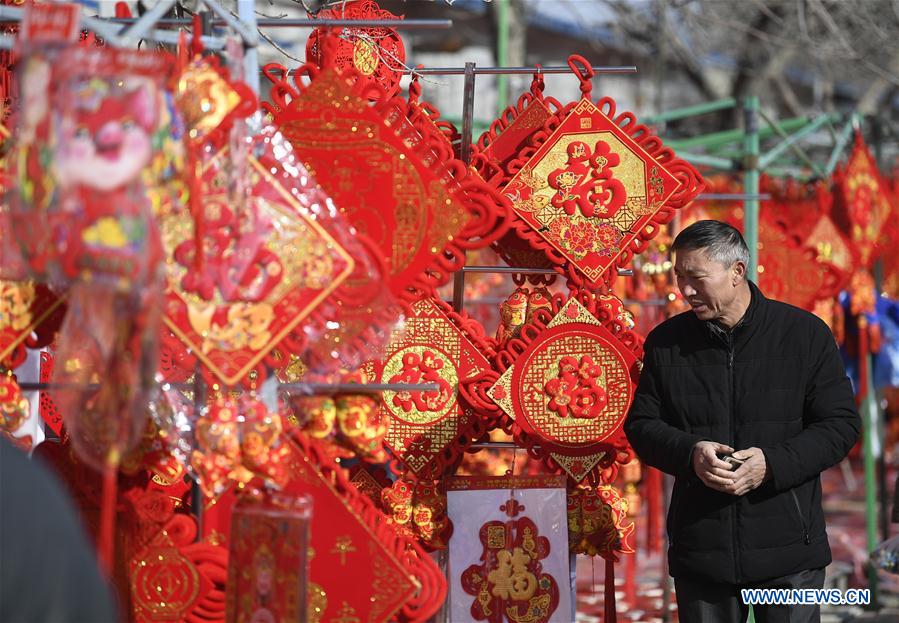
[226, 489, 311, 623]
[51, 282, 162, 471]
[120, 392, 190, 486]
[5, 45, 174, 291]
[177, 393, 293, 499]
[160, 121, 400, 387]
[249, 124, 401, 377]
[446, 476, 573, 623]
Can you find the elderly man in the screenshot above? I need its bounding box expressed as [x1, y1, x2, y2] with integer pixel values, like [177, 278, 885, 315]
[624, 220, 860, 623]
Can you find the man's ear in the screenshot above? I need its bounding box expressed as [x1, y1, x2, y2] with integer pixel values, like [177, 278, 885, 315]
[732, 260, 746, 285]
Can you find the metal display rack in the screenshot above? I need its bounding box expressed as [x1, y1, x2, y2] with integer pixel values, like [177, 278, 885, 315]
[3, 3, 880, 619]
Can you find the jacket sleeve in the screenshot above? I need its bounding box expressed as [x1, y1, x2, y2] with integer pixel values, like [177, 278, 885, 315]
[624, 332, 708, 477]
[760, 319, 861, 492]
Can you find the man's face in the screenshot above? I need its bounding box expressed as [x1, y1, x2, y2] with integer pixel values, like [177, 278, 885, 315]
[674, 248, 742, 323]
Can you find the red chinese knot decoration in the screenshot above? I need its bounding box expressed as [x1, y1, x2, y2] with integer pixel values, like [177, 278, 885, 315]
[161, 145, 355, 387]
[263, 58, 510, 305]
[306, 0, 406, 101]
[833, 132, 892, 268]
[489, 296, 641, 483]
[498, 56, 704, 288]
[363, 298, 501, 477]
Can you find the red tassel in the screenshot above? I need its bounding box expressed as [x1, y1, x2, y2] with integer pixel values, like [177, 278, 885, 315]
[605, 557, 618, 623]
[625, 550, 637, 606]
[97, 463, 118, 577]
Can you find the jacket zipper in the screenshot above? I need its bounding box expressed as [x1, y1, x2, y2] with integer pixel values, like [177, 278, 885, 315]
[726, 333, 739, 582]
[790, 489, 811, 545]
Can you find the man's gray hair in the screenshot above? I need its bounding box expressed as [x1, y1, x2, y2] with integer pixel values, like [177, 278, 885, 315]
[671, 220, 750, 269]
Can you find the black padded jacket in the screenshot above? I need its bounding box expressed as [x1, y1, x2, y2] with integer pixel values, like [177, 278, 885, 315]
[624, 282, 860, 584]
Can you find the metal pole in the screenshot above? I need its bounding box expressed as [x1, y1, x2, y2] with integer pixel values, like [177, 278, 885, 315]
[460, 265, 634, 276]
[460, 62, 477, 165]
[677, 152, 736, 171]
[77, 17, 454, 29]
[496, 0, 510, 117]
[743, 96, 760, 282]
[643, 97, 737, 125]
[407, 65, 637, 76]
[263, 64, 638, 78]
[863, 354, 881, 606]
[665, 115, 811, 152]
[757, 109, 830, 176]
[237, 0, 260, 96]
[452, 271, 465, 313]
[757, 113, 835, 173]
[824, 117, 855, 176]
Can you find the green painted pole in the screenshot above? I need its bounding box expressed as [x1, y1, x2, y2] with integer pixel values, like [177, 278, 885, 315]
[496, 0, 509, 117]
[666, 116, 812, 152]
[758, 114, 834, 172]
[862, 351, 880, 606]
[643, 97, 737, 125]
[677, 151, 736, 171]
[742, 96, 760, 282]
[824, 117, 856, 176]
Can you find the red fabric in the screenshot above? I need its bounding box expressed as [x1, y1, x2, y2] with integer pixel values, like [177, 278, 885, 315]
[605, 557, 617, 623]
[832, 133, 893, 268]
[305, 0, 406, 101]
[489, 294, 642, 484]
[488, 55, 703, 290]
[263, 56, 511, 307]
[361, 297, 501, 478]
[281, 430, 446, 623]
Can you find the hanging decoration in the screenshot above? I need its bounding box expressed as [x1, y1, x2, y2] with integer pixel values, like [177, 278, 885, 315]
[447, 476, 573, 623]
[495, 56, 703, 289]
[37, 350, 64, 437]
[0, 373, 30, 447]
[0, 281, 65, 370]
[832, 132, 893, 269]
[160, 129, 361, 387]
[226, 491, 311, 623]
[188, 394, 292, 498]
[473, 69, 562, 184]
[8, 45, 171, 290]
[263, 49, 511, 307]
[488, 295, 641, 484]
[130, 513, 228, 623]
[495, 286, 553, 347]
[173, 52, 256, 149]
[306, 0, 406, 101]
[280, 430, 447, 623]
[381, 477, 454, 551]
[567, 485, 634, 559]
[361, 297, 502, 478]
[402, 70, 460, 159]
[290, 369, 388, 463]
[756, 219, 844, 312]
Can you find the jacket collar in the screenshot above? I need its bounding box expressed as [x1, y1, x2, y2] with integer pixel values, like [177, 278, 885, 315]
[703, 280, 765, 343]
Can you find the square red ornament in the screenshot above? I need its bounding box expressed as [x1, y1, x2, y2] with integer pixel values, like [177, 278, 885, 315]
[362, 298, 501, 478]
[161, 148, 355, 387]
[498, 56, 704, 289]
[488, 296, 642, 484]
